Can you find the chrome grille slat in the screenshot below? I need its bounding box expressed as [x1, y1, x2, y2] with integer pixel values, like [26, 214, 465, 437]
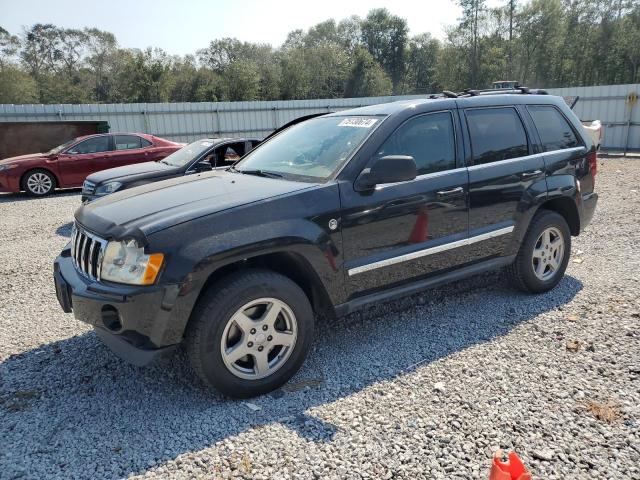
[72, 223, 107, 281]
[76, 234, 85, 267]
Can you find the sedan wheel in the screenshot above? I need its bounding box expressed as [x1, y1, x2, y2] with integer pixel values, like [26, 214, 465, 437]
[24, 170, 55, 196]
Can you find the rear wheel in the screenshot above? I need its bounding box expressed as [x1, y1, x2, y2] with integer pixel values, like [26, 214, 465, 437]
[509, 210, 571, 293]
[23, 169, 56, 196]
[185, 269, 314, 398]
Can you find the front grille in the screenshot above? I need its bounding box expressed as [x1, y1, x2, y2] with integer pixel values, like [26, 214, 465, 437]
[82, 180, 96, 195]
[71, 224, 108, 281]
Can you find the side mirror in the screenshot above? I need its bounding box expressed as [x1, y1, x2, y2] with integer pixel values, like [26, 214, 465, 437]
[66, 150, 78, 155]
[355, 155, 417, 191]
[194, 161, 213, 172]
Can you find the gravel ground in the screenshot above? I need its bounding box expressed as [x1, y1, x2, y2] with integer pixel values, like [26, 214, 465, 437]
[1, 158, 639, 480]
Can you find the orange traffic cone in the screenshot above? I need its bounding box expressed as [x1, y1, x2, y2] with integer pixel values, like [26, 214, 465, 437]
[408, 207, 429, 244]
[489, 450, 532, 480]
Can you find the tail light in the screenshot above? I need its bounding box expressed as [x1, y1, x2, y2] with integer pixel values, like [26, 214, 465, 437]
[587, 151, 597, 180]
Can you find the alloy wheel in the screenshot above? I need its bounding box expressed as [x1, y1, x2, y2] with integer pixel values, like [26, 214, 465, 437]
[531, 226, 565, 281]
[220, 297, 298, 380]
[27, 172, 53, 195]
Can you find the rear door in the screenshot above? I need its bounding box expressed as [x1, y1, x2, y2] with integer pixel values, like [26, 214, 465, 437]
[340, 110, 469, 297]
[524, 104, 589, 193]
[57, 135, 113, 186]
[109, 135, 150, 168]
[463, 106, 547, 261]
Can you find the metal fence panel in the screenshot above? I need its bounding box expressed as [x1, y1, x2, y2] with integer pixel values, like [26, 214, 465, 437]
[546, 83, 639, 151]
[1, 86, 637, 150]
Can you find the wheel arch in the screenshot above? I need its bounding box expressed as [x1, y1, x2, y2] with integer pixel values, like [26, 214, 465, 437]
[192, 251, 337, 322]
[537, 196, 580, 236]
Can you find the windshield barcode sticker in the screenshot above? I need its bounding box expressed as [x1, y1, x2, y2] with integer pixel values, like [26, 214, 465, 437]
[338, 118, 378, 128]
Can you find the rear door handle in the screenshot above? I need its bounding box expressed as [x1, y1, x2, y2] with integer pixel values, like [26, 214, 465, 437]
[520, 169, 543, 179]
[437, 186, 464, 199]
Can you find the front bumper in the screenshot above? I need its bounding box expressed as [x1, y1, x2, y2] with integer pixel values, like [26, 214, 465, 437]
[54, 246, 185, 366]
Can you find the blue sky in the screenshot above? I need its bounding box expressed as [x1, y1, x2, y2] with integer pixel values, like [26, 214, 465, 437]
[0, 0, 501, 55]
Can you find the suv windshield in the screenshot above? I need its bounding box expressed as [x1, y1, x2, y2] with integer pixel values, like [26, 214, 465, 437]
[161, 140, 214, 167]
[235, 116, 382, 181]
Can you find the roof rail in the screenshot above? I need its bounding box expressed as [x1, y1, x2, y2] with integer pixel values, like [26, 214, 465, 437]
[453, 86, 549, 97]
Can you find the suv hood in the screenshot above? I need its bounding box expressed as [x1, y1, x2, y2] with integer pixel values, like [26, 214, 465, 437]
[75, 170, 316, 241]
[86, 161, 174, 184]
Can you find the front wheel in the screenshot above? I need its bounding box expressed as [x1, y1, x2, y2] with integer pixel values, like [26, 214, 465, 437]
[185, 269, 314, 398]
[23, 169, 56, 196]
[509, 210, 571, 293]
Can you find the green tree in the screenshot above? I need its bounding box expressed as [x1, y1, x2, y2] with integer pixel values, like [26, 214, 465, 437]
[345, 47, 392, 97]
[457, 0, 487, 88]
[223, 59, 260, 101]
[405, 33, 441, 93]
[360, 8, 408, 93]
[0, 65, 38, 103]
[0, 27, 20, 68]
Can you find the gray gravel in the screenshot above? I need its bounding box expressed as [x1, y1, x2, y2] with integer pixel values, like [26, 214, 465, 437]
[1, 158, 639, 479]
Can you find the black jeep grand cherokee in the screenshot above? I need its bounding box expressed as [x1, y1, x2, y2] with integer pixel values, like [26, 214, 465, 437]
[54, 91, 598, 398]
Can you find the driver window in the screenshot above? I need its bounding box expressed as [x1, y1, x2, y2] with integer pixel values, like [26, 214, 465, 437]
[376, 112, 456, 175]
[214, 143, 245, 167]
[69, 136, 111, 155]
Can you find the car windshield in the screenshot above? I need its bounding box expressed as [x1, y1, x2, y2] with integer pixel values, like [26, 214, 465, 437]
[48, 139, 76, 155]
[160, 140, 215, 167]
[235, 116, 383, 182]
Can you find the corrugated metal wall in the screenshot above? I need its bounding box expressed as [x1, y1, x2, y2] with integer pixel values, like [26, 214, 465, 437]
[0, 95, 422, 143]
[1, 84, 638, 150]
[546, 83, 640, 151]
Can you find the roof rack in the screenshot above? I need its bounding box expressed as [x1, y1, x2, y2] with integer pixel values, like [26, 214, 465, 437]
[455, 86, 549, 97]
[427, 86, 549, 100]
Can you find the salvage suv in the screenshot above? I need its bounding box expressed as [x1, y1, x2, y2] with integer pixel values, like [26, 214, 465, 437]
[54, 89, 598, 398]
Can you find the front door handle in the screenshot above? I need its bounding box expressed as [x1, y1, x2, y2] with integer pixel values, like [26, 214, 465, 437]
[520, 169, 543, 179]
[436, 186, 464, 199]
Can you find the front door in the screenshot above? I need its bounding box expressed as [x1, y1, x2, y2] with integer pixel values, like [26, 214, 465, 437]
[57, 135, 112, 187]
[340, 110, 469, 297]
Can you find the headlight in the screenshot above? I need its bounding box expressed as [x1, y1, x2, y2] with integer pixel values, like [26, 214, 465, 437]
[95, 181, 122, 195]
[0, 164, 16, 172]
[101, 239, 164, 285]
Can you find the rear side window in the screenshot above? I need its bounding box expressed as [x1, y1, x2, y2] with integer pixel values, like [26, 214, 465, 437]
[527, 105, 579, 151]
[141, 138, 152, 147]
[70, 136, 111, 154]
[115, 135, 143, 150]
[466, 107, 528, 165]
[376, 111, 456, 175]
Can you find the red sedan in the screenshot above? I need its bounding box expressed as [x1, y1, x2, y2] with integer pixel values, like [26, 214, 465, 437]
[0, 133, 182, 196]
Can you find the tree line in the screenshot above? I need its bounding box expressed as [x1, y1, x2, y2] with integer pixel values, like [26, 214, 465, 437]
[0, 0, 638, 105]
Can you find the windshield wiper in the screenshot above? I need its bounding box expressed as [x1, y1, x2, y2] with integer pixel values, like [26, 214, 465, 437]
[237, 169, 283, 179]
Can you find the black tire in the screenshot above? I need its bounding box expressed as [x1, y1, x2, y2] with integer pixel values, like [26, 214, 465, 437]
[185, 269, 314, 398]
[22, 169, 56, 196]
[508, 210, 572, 293]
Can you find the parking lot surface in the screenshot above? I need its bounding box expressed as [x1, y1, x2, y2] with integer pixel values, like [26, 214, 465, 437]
[1, 158, 639, 479]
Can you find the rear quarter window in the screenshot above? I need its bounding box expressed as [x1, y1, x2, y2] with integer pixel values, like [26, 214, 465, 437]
[465, 107, 528, 165]
[527, 105, 580, 151]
